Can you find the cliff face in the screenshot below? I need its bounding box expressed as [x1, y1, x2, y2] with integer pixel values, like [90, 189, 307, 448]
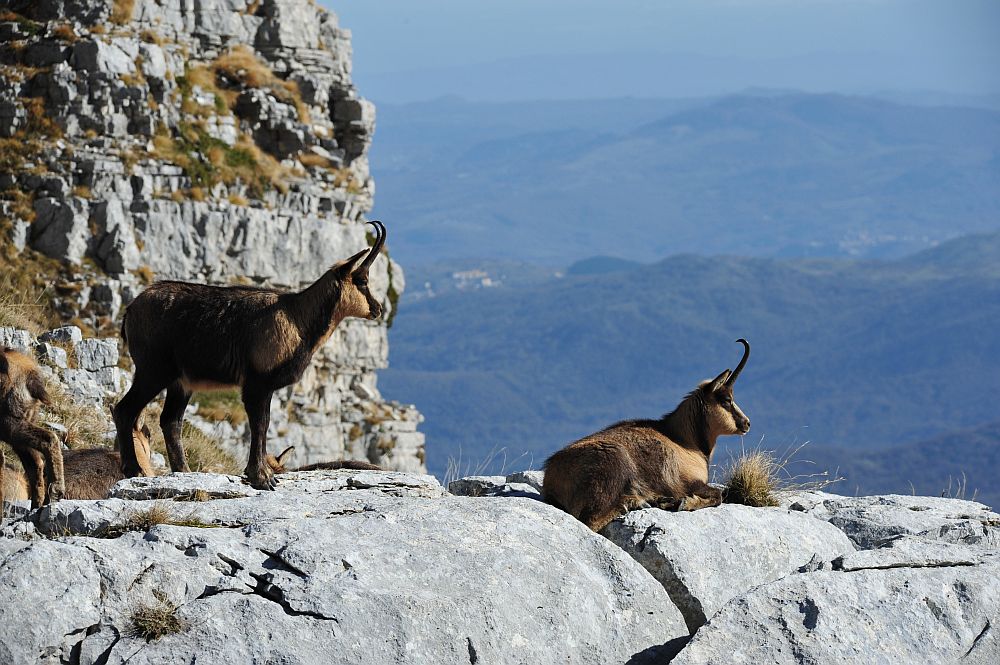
[0, 0, 425, 472]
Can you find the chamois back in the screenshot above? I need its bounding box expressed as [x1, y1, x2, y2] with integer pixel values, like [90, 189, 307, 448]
[264, 446, 383, 474]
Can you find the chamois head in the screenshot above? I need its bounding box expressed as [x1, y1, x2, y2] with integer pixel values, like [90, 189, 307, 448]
[335, 220, 387, 321]
[698, 339, 751, 439]
[265, 446, 296, 474]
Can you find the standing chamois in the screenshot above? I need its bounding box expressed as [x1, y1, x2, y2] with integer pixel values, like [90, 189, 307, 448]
[114, 221, 388, 490]
[0, 347, 64, 507]
[543, 339, 752, 531]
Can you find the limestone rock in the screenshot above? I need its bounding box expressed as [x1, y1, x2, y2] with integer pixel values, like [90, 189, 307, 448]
[788, 492, 1000, 549]
[39, 326, 84, 345]
[0, 327, 33, 353]
[448, 475, 508, 497]
[507, 470, 545, 492]
[603, 504, 855, 631]
[74, 338, 119, 371]
[672, 562, 1000, 664]
[12, 471, 687, 664]
[448, 473, 543, 499]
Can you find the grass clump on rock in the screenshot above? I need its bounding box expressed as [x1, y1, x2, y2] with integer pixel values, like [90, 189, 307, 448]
[130, 590, 186, 642]
[103, 502, 219, 538]
[722, 444, 843, 507]
[722, 450, 781, 507]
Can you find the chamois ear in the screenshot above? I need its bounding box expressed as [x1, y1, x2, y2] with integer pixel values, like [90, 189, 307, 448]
[275, 446, 295, 466]
[0, 351, 8, 374]
[708, 370, 731, 392]
[333, 249, 370, 276]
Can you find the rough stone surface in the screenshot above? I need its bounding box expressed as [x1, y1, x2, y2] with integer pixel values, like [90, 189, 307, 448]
[7, 471, 687, 664]
[787, 492, 1000, 549]
[672, 562, 1000, 664]
[603, 504, 855, 631]
[449, 473, 544, 499]
[0, 327, 33, 352]
[74, 337, 119, 371]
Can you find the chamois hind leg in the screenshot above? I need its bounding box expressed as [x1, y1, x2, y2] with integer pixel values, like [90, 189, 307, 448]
[160, 381, 192, 473]
[114, 370, 171, 478]
[242, 386, 276, 490]
[580, 491, 650, 532]
[1, 418, 63, 506]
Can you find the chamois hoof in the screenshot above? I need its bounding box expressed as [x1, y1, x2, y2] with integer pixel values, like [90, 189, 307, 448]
[120, 462, 145, 479]
[46, 484, 64, 504]
[245, 467, 277, 491]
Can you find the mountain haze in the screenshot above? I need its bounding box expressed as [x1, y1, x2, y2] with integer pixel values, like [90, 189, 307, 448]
[372, 93, 1000, 266]
[382, 232, 1000, 504]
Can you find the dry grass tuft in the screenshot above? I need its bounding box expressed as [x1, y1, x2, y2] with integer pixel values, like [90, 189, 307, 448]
[105, 502, 173, 537]
[104, 501, 219, 538]
[722, 450, 781, 507]
[212, 46, 310, 123]
[51, 24, 77, 42]
[444, 445, 533, 487]
[40, 383, 113, 449]
[140, 29, 163, 45]
[150, 123, 287, 198]
[721, 442, 843, 507]
[110, 0, 135, 25]
[193, 389, 247, 426]
[130, 590, 187, 642]
[298, 152, 331, 169]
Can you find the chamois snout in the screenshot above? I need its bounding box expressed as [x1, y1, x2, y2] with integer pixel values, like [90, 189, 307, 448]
[736, 413, 750, 435]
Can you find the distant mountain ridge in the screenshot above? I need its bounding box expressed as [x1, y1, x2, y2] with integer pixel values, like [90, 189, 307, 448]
[382, 232, 1000, 506]
[372, 92, 1000, 266]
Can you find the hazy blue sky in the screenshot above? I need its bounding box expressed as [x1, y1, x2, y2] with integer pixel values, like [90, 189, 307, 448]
[322, 0, 1000, 101]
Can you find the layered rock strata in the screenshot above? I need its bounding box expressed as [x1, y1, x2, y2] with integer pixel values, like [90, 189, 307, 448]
[0, 0, 424, 471]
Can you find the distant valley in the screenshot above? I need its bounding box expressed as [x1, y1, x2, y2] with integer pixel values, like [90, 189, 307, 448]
[383, 233, 1000, 506]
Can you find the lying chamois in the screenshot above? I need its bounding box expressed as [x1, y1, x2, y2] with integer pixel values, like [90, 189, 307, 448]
[2, 422, 153, 502]
[265, 446, 382, 473]
[0, 347, 64, 507]
[115, 221, 388, 490]
[543, 339, 752, 531]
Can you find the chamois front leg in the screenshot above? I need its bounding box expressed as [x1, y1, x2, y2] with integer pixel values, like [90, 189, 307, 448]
[12, 447, 46, 508]
[242, 387, 277, 490]
[678, 481, 723, 511]
[1, 418, 63, 506]
[114, 370, 170, 478]
[160, 381, 192, 472]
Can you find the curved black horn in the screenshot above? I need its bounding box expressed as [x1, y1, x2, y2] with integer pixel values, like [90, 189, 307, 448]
[725, 338, 750, 387]
[355, 220, 386, 274]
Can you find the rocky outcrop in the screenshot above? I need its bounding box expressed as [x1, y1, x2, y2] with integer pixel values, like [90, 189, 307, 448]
[2, 468, 999, 663]
[672, 556, 1000, 665]
[2, 324, 123, 406]
[0, 0, 424, 471]
[602, 504, 855, 632]
[2, 470, 687, 664]
[455, 477, 1000, 663]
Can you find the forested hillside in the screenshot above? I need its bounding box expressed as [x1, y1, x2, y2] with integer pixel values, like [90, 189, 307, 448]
[383, 232, 1000, 504]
